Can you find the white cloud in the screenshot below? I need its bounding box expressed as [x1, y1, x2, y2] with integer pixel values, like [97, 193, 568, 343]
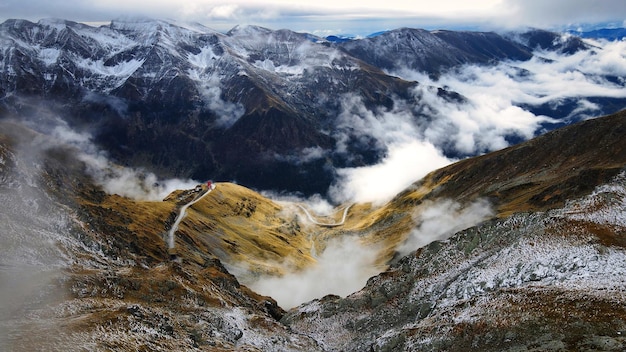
[273, 146, 327, 165]
[2, 0, 625, 35]
[207, 4, 240, 19]
[397, 198, 494, 257]
[412, 81, 549, 154]
[330, 140, 451, 205]
[495, 0, 626, 29]
[247, 236, 382, 309]
[333, 94, 420, 154]
[327, 93, 453, 204]
[51, 125, 199, 201]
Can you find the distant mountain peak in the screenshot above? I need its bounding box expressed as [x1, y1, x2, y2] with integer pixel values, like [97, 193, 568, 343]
[227, 24, 274, 37]
[37, 18, 81, 28]
[570, 27, 626, 41]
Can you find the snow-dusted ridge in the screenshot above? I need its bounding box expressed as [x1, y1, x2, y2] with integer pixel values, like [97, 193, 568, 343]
[283, 169, 626, 351]
[0, 17, 365, 101]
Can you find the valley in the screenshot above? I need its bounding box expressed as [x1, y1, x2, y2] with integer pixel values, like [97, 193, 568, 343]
[3, 108, 626, 350]
[0, 16, 625, 351]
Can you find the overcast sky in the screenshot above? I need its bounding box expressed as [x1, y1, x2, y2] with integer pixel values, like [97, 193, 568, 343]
[1, 0, 625, 36]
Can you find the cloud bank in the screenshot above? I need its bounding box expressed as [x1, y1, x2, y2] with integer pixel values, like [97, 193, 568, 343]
[51, 123, 199, 201]
[330, 140, 451, 205]
[496, 0, 626, 29]
[248, 236, 381, 309]
[397, 199, 494, 257]
[2, 0, 625, 35]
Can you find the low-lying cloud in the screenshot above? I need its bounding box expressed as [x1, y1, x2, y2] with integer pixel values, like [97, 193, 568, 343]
[397, 198, 494, 257]
[51, 123, 199, 201]
[330, 140, 451, 205]
[328, 94, 452, 205]
[202, 76, 245, 129]
[397, 36, 626, 132]
[0, 122, 77, 348]
[263, 191, 336, 217]
[329, 36, 626, 206]
[247, 199, 493, 310]
[248, 236, 382, 309]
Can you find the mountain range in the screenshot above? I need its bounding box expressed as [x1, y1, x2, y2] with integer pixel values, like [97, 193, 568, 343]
[1, 17, 626, 351]
[2, 18, 624, 195]
[570, 27, 626, 41]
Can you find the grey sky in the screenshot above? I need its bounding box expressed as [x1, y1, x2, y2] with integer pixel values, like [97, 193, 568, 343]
[0, 0, 624, 36]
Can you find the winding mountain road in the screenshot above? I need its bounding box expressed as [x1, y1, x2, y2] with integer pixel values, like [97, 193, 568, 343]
[296, 204, 353, 227]
[168, 184, 216, 249]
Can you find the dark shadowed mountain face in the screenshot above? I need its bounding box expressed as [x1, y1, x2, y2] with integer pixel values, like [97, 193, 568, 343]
[0, 18, 623, 196]
[336, 28, 589, 76]
[336, 28, 534, 76]
[511, 29, 589, 55]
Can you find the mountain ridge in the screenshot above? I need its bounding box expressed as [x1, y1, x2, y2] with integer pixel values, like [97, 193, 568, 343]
[1, 19, 626, 349]
[3, 17, 622, 196]
[282, 109, 626, 351]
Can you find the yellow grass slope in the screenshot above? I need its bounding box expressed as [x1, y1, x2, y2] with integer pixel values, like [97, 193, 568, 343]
[74, 109, 626, 280]
[173, 183, 318, 276]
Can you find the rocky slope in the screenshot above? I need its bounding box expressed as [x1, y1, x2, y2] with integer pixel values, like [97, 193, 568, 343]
[282, 109, 626, 351]
[284, 193, 626, 351]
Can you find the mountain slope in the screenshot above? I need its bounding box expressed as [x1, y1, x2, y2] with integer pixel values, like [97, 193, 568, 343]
[408, 108, 626, 216]
[2, 18, 618, 196]
[284, 189, 626, 351]
[0, 18, 417, 195]
[2, 107, 626, 350]
[337, 28, 589, 75]
[0, 121, 322, 351]
[282, 109, 626, 351]
[336, 28, 532, 76]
